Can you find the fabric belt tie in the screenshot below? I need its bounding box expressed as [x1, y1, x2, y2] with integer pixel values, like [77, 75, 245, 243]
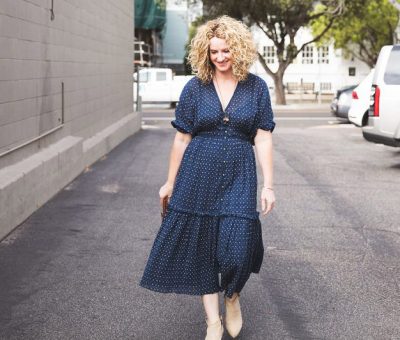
[194, 130, 251, 143]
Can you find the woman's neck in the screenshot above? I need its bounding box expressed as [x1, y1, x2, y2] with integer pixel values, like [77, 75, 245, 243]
[214, 69, 235, 82]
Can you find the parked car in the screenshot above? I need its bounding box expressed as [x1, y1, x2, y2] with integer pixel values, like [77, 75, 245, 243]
[330, 85, 358, 119]
[133, 68, 194, 106]
[348, 69, 375, 127]
[362, 45, 400, 147]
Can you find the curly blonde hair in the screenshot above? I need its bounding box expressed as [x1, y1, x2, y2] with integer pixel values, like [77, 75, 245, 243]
[188, 15, 257, 83]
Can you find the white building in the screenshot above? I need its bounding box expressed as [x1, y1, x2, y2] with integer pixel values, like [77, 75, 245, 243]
[250, 26, 372, 93]
[162, 0, 202, 73]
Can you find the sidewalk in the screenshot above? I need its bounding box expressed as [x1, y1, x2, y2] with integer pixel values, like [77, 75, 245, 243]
[272, 92, 332, 112]
[272, 102, 330, 112]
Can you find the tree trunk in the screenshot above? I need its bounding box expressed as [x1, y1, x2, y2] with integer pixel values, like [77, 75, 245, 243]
[272, 73, 286, 105]
[257, 53, 287, 105]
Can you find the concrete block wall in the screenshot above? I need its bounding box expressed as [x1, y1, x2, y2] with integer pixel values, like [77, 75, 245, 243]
[0, 0, 141, 239]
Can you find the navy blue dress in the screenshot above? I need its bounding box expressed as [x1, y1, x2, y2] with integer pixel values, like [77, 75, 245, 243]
[140, 73, 275, 298]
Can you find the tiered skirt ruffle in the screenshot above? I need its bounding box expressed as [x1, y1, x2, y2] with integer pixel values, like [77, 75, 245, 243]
[140, 206, 264, 298]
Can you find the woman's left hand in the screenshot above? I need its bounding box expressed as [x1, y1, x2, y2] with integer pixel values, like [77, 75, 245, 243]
[261, 187, 275, 216]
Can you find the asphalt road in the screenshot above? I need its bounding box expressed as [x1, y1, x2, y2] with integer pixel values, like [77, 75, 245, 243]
[1, 108, 400, 340]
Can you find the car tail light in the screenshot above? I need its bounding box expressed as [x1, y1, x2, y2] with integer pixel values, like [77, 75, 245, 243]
[352, 91, 358, 99]
[369, 85, 380, 117]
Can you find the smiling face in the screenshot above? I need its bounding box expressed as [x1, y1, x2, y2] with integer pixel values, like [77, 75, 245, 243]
[209, 37, 233, 74]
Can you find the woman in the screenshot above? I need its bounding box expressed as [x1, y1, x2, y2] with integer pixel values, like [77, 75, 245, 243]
[140, 15, 276, 340]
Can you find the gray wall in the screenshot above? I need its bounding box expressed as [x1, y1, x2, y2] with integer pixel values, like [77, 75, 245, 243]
[0, 0, 140, 239]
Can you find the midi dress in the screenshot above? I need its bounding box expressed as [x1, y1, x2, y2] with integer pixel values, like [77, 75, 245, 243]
[139, 73, 276, 298]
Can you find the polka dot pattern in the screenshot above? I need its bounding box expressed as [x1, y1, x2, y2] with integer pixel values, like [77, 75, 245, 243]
[140, 73, 275, 298]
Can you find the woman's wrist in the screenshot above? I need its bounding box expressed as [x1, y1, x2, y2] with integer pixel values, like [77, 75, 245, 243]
[262, 185, 274, 191]
[166, 180, 175, 187]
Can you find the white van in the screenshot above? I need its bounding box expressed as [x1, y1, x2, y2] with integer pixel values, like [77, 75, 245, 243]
[133, 68, 193, 106]
[362, 45, 400, 147]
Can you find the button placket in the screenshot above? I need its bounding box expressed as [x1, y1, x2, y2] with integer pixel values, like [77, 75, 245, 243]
[220, 135, 230, 204]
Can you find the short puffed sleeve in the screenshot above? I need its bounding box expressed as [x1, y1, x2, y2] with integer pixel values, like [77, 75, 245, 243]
[171, 79, 196, 135]
[256, 79, 276, 133]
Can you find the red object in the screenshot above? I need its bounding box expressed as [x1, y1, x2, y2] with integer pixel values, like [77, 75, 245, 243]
[352, 91, 359, 99]
[374, 86, 380, 117]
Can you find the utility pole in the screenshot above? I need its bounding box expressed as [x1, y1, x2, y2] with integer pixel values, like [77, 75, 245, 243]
[136, 66, 142, 112]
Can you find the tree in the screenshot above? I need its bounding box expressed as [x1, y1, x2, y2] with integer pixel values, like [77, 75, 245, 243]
[312, 0, 400, 68]
[199, 0, 343, 104]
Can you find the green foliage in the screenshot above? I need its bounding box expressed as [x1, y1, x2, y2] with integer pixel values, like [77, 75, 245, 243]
[311, 0, 400, 67]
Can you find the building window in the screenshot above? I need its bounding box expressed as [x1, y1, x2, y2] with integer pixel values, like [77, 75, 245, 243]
[320, 82, 332, 91]
[263, 46, 276, 64]
[318, 46, 329, 64]
[349, 67, 356, 76]
[302, 45, 314, 64]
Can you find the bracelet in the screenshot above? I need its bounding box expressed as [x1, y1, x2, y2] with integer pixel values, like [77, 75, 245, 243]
[262, 186, 274, 191]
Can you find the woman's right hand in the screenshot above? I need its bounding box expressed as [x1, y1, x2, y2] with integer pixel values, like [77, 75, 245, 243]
[159, 181, 174, 206]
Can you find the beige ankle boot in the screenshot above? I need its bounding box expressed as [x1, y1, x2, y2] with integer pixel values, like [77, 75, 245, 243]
[224, 293, 242, 338]
[205, 315, 224, 340]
